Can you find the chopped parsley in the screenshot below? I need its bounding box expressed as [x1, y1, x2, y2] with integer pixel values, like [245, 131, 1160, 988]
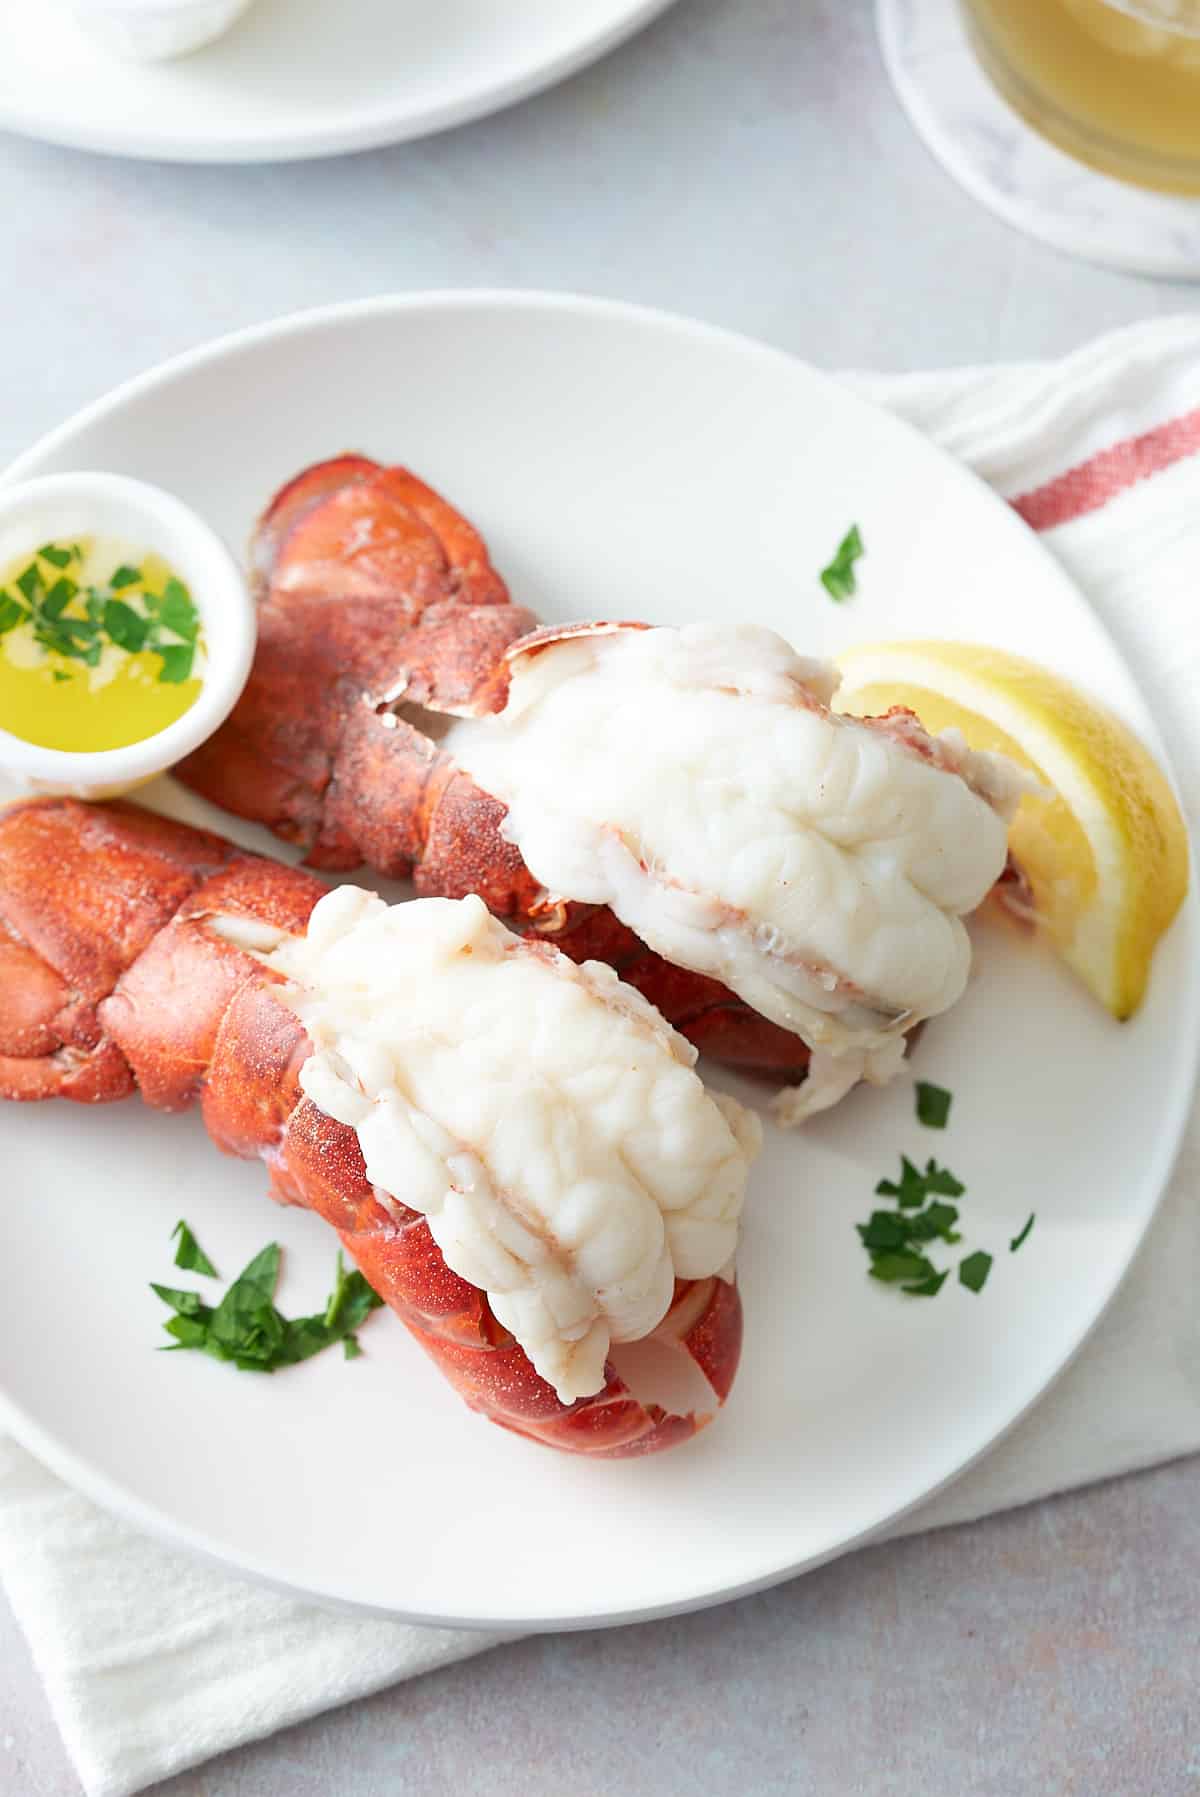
[856, 1153, 965, 1295]
[41, 576, 77, 619]
[875, 1154, 965, 1208]
[915, 1081, 952, 1129]
[15, 563, 41, 602]
[171, 1218, 218, 1277]
[819, 523, 864, 602]
[908, 1200, 962, 1243]
[0, 543, 202, 684]
[102, 598, 149, 653]
[857, 1201, 960, 1254]
[1010, 1212, 1036, 1253]
[958, 1251, 993, 1294]
[857, 1106, 1035, 1302]
[857, 1147, 1002, 1301]
[868, 1249, 940, 1289]
[155, 642, 196, 685]
[857, 1210, 913, 1252]
[152, 1240, 383, 1372]
[862, 1230, 954, 1294]
[904, 1268, 950, 1297]
[158, 577, 201, 643]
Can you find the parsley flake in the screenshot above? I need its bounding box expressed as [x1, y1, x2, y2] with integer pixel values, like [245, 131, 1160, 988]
[0, 595, 27, 636]
[904, 1269, 949, 1297]
[155, 641, 196, 684]
[924, 1159, 966, 1198]
[158, 577, 200, 643]
[819, 524, 864, 602]
[857, 1210, 912, 1251]
[958, 1251, 993, 1294]
[15, 563, 41, 602]
[152, 1282, 208, 1318]
[875, 1154, 927, 1208]
[907, 1200, 961, 1243]
[163, 1314, 210, 1350]
[1009, 1212, 1036, 1253]
[857, 1201, 960, 1253]
[875, 1154, 965, 1208]
[868, 1249, 938, 1287]
[41, 576, 78, 620]
[103, 598, 149, 654]
[171, 1218, 218, 1277]
[915, 1081, 952, 1129]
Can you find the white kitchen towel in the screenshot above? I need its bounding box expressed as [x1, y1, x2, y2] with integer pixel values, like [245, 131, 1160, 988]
[3, 314, 1200, 1797]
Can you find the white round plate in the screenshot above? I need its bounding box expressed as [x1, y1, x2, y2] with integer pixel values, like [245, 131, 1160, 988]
[878, 0, 1200, 279]
[0, 293, 1195, 1629]
[0, 0, 676, 164]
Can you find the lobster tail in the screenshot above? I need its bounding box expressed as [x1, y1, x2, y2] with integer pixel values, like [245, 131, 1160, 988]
[0, 797, 745, 1458]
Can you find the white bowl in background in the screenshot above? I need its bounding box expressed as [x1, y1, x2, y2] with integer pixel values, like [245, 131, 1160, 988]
[0, 2, 680, 163]
[0, 472, 255, 800]
[64, 0, 255, 62]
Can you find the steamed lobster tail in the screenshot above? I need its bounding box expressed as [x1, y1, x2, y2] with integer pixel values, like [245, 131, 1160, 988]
[176, 456, 813, 1084]
[0, 798, 743, 1456]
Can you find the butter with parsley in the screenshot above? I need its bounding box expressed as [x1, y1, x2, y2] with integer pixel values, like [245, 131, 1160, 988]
[0, 538, 205, 753]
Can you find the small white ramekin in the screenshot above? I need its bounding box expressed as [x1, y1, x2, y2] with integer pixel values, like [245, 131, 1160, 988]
[0, 472, 255, 801]
[65, 0, 255, 62]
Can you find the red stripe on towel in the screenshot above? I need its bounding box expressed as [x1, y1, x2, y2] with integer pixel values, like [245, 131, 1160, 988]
[1012, 405, 1200, 531]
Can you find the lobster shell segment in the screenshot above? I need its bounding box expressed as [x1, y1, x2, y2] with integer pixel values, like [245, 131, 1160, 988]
[179, 455, 537, 876]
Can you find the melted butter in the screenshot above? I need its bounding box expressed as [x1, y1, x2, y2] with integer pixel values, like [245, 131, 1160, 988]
[0, 536, 206, 753]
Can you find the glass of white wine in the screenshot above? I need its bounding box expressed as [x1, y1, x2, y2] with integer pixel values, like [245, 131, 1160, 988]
[878, 0, 1200, 274]
[963, 0, 1200, 195]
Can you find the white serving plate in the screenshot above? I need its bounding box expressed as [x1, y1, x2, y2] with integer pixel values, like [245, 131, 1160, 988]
[0, 291, 1194, 1630]
[0, 0, 677, 163]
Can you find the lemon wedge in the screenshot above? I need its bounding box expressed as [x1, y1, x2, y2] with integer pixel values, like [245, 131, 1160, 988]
[834, 641, 1190, 1019]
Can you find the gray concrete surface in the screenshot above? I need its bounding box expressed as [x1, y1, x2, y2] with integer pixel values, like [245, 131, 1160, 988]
[0, 0, 1197, 1791]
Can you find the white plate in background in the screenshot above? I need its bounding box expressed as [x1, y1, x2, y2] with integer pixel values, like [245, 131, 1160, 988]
[0, 291, 1194, 1628]
[0, 0, 677, 163]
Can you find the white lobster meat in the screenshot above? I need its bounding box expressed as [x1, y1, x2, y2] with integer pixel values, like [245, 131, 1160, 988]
[452, 622, 1028, 1121]
[271, 887, 760, 1404]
